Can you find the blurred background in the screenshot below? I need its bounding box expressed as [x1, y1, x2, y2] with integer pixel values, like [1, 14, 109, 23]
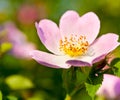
[0, 0, 120, 100]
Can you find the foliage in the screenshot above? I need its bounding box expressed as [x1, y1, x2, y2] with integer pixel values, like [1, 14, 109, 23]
[0, 0, 120, 100]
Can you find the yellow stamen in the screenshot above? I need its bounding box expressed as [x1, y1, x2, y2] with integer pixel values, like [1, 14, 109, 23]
[59, 34, 89, 57]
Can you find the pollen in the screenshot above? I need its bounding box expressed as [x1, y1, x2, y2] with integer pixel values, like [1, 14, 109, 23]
[59, 34, 89, 57]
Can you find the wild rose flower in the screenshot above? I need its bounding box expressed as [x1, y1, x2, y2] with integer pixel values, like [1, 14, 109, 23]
[30, 10, 120, 68]
[96, 74, 120, 99]
[4, 22, 36, 59]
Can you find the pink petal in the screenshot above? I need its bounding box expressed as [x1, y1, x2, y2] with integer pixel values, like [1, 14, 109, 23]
[59, 10, 80, 37]
[91, 33, 120, 63]
[30, 50, 71, 69]
[5, 22, 27, 44]
[59, 11, 100, 44]
[96, 74, 120, 99]
[76, 12, 100, 44]
[4, 22, 36, 59]
[35, 20, 61, 55]
[67, 33, 119, 66]
[66, 56, 94, 67]
[66, 60, 92, 67]
[12, 43, 36, 59]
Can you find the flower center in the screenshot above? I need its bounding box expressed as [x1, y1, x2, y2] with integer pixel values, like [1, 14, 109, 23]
[59, 34, 89, 57]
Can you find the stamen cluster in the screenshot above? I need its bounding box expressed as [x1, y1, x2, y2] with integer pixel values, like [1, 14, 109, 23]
[59, 34, 89, 57]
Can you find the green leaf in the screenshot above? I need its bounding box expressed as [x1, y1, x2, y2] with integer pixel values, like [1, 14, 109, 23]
[72, 87, 91, 100]
[7, 96, 18, 100]
[27, 91, 51, 100]
[0, 91, 2, 100]
[113, 59, 120, 77]
[114, 60, 120, 68]
[110, 58, 120, 67]
[85, 83, 101, 100]
[5, 75, 34, 90]
[87, 69, 103, 85]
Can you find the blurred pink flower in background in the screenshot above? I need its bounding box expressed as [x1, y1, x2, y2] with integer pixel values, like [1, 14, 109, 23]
[30, 10, 120, 68]
[17, 4, 47, 25]
[4, 22, 36, 59]
[96, 74, 120, 99]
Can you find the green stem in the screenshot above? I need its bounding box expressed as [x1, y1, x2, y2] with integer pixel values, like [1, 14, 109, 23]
[70, 83, 85, 96]
[63, 67, 91, 99]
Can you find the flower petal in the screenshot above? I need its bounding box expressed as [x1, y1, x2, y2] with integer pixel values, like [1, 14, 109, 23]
[91, 33, 120, 63]
[12, 43, 36, 59]
[30, 50, 71, 69]
[66, 60, 91, 67]
[59, 11, 100, 44]
[67, 33, 119, 66]
[35, 19, 61, 55]
[59, 10, 80, 37]
[66, 56, 93, 67]
[5, 22, 27, 44]
[96, 74, 120, 99]
[76, 12, 100, 44]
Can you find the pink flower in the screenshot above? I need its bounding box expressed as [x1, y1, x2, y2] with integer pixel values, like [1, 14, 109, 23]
[4, 22, 36, 59]
[17, 4, 39, 25]
[96, 74, 120, 99]
[30, 10, 120, 68]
